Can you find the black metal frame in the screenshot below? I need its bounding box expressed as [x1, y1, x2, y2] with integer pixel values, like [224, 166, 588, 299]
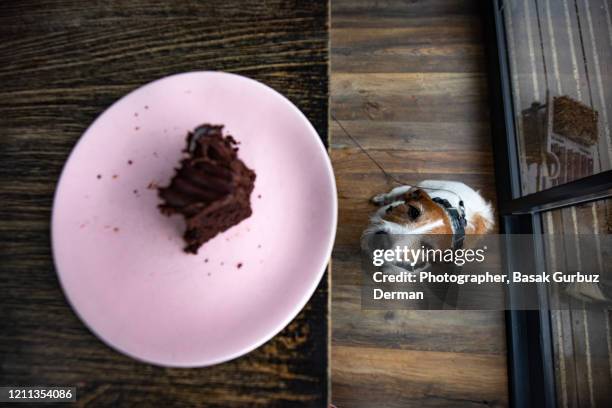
[484, 1, 612, 407]
[500, 172, 612, 215]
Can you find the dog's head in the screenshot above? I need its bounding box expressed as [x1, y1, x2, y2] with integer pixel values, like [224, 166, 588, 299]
[362, 188, 461, 259]
[378, 188, 452, 233]
[365, 188, 452, 233]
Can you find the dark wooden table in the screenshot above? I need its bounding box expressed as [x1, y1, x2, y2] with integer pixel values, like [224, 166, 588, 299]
[0, 1, 329, 406]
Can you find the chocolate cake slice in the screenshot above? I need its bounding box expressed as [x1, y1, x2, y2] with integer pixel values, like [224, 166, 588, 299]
[158, 124, 256, 254]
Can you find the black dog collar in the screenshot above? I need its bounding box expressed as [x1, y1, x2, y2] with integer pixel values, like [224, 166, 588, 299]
[432, 197, 467, 249]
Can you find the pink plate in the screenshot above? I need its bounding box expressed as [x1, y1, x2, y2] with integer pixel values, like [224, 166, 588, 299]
[51, 72, 337, 367]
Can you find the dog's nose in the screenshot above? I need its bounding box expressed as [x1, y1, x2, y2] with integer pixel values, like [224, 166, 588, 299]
[375, 230, 387, 235]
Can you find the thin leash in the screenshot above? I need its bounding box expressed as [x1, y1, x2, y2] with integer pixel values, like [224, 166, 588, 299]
[331, 112, 404, 186]
[330, 112, 466, 213]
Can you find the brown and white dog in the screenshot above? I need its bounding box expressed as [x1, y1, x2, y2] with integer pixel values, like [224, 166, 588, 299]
[361, 180, 494, 259]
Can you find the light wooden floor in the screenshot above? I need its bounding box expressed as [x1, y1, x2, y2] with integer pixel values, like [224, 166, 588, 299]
[330, 1, 508, 407]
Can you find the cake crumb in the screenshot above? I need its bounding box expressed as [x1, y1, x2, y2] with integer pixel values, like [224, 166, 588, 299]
[204, 258, 209, 263]
[135, 126, 140, 131]
[257, 244, 262, 249]
[220, 262, 224, 266]
[133, 189, 138, 194]
[128, 160, 133, 165]
[147, 181, 157, 190]
[237, 263, 243, 269]
[112, 174, 118, 179]
[96, 174, 102, 179]
[207, 272, 211, 276]
[144, 105, 149, 110]
[113, 227, 119, 232]
[257, 194, 262, 199]
[134, 112, 139, 117]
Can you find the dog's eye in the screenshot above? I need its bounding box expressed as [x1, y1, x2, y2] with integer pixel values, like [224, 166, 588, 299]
[407, 205, 421, 220]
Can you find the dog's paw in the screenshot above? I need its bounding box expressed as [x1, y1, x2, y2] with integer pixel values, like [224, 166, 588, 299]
[371, 193, 388, 205]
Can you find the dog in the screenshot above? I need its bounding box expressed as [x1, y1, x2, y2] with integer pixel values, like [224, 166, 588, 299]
[361, 180, 495, 263]
[364, 180, 494, 236]
[360, 180, 496, 307]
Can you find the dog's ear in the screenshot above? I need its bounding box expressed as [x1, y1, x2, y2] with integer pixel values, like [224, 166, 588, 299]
[403, 188, 431, 202]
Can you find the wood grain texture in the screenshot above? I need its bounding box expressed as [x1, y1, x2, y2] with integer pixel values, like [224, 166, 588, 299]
[0, 1, 329, 407]
[330, 0, 508, 406]
[333, 345, 507, 408]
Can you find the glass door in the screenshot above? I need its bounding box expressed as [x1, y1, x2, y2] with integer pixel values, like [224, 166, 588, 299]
[542, 199, 611, 407]
[485, 1, 612, 407]
[504, 0, 611, 195]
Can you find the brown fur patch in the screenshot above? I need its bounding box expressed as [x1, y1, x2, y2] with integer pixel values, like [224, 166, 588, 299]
[381, 189, 453, 235]
[467, 213, 492, 234]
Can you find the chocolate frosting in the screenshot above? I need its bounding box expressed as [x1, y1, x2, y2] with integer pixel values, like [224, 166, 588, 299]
[158, 124, 256, 253]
